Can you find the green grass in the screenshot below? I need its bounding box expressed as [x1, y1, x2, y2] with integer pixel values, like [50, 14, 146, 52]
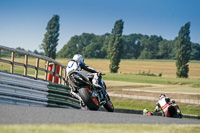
[0, 65, 45, 75]
[0, 124, 200, 133]
[192, 83, 200, 88]
[104, 73, 200, 87]
[111, 97, 156, 111]
[111, 97, 200, 116]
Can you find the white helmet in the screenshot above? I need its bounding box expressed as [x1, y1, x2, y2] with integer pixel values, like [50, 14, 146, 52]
[160, 94, 166, 99]
[73, 54, 84, 62]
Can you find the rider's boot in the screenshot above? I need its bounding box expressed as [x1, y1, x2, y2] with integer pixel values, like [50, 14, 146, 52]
[92, 73, 103, 90]
[70, 90, 82, 101]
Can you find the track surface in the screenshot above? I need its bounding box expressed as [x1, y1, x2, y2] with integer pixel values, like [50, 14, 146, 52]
[0, 105, 199, 124]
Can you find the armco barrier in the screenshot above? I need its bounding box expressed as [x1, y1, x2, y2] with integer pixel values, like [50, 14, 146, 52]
[0, 45, 80, 109]
[0, 72, 80, 109]
[47, 83, 80, 109]
[0, 72, 48, 106]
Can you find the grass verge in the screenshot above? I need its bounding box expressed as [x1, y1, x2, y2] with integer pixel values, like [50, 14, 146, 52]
[0, 124, 200, 133]
[103, 73, 200, 87]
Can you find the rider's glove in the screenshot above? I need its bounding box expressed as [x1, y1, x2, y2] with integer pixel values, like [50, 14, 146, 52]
[172, 100, 175, 103]
[97, 72, 102, 77]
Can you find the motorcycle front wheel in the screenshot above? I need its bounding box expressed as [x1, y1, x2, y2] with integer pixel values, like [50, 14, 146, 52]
[78, 87, 100, 110]
[104, 100, 114, 112]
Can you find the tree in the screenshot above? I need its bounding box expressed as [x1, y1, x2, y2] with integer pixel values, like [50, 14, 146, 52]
[157, 40, 174, 59]
[16, 47, 26, 57]
[190, 43, 200, 60]
[56, 30, 200, 60]
[108, 19, 124, 73]
[57, 33, 110, 59]
[121, 34, 142, 59]
[139, 35, 163, 59]
[175, 22, 191, 78]
[33, 50, 44, 56]
[139, 35, 152, 59]
[40, 15, 60, 59]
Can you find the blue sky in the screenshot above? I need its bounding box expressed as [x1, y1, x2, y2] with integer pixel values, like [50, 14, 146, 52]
[0, 0, 200, 52]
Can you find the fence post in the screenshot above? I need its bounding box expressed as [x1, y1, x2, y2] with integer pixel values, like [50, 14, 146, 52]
[53, 64, 57, 83]
[24, 55, 28, 76]
[10, 52, 14, 74]
[64, 68, 67, 85]
[45, 61, 49, 80]
[60, 66, 63, 84]
[35, 58, 39, 79]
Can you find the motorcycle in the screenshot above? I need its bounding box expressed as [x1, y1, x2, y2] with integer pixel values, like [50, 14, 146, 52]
[157, 103, 182, 118]
[67, 71, 114, 112]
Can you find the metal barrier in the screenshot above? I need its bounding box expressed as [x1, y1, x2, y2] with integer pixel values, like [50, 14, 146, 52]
[0, 72, 80, 109]
[0, 45, 80, 109]
[0, 72, 48, 106]
[47, 83, 80, 109]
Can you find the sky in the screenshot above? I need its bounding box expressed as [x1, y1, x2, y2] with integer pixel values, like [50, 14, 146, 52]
[0, 0, 200, 52]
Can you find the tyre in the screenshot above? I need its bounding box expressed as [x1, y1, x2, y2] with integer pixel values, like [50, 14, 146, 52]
[103, 100, 114, 112]
[78, 87, 100, 110]
[162, 112, 165, 117]
[168, 105, 176, 117]
[179, 113, 182, 118]
[172, 114, 180, 118]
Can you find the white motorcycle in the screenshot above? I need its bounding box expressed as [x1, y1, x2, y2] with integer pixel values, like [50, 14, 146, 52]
[155, 103, 182, 118]
[68, 71, 114, 112]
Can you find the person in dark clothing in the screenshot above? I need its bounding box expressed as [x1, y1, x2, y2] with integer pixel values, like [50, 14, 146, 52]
[66, 54, 102, 97]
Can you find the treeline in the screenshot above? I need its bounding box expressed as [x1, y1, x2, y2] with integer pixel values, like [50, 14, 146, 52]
[57, 33, 200, 60]
[1, 47, 44, 57]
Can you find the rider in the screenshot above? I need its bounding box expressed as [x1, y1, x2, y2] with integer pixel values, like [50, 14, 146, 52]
[154, 94, 176, 117]
[66, 54, 102, 97]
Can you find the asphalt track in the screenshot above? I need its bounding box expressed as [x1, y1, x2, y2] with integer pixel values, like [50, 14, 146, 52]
[0, 105, 199, 124]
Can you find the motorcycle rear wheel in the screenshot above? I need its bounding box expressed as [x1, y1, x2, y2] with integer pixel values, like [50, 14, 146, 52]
[173, 113, 182, 118]
[78, 87, 100, 110]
